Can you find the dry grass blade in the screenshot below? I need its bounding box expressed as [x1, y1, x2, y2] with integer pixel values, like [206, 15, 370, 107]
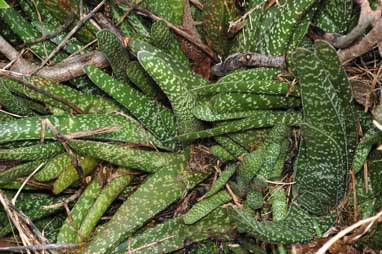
[0, 190, 55, 254]
[128, 235, 175, 253]
[11, 163, 46, 205]
[64, 125, 123, 139]
[0, 243, 81, 252]
[316, 210, 382, 254]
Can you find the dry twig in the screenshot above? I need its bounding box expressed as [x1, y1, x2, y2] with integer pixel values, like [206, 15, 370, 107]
[339, 18, 382, 64]
[41, 119, 85, 184]
[211, 52, 286, 77]
[228, 2, 263, 35]
[32, 0, 106, 74]
[116, 0, 145, 26]
[11, 163, 46, 205]
[225, 183, 242, 208]
[0, 35, 108, 81]
[42, 188, 83, 210]
[322, 0, 381, 49]
[129, 235, 175, 253]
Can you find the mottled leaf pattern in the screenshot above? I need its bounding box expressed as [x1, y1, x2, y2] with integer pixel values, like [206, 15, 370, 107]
[314, 0, 355, 33]
[290, 41, 357, 214]
[0, 2, 371, 251]
[256, 0, 317, 55]
[112, 208, 233, 254]
[57, 178, 103, 243]
[0, 114, 158, 146]
[33, 153, 72, 182]
[183, 190, 232, 224]
[0, 142, 64, 161]
[138, 50, 203, 134]
[97, 30, 131, 83]
[177, 112, 301, 141]
[69, 140, 181, 173]
[83, 160, 208, 254]
[234, 206, 335, 243]
[84, 64, 177, 149]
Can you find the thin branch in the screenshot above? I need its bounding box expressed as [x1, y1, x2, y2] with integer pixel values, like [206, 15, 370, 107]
[0, 35, 33, 74]
[265, 180, 296, 185]
[228, 2, 263, 35]
[0, 35, 108, 82]
[66, 38, 98, 58]
[225, 183, 242, 208]
[0, 108, 23, 118]
[16, 12, 75, 49]
[1, 49, 26, 71]
[211, 52, 286, 77]
[0, 69, 84, 113]
[65, 125, 122, 139]
[322, 0, 380, 48]
[32, 0, 106, 74]
[118, 0, 218, 61]
[62, 200, 86, 241]
[42, 188, 83, 210]
[373, 119, 382, 131]
[36, 50, 108, 81]
[339, 18, 382, 64]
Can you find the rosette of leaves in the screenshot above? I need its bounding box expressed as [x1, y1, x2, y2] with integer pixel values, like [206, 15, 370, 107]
[232, 40, 358, 244]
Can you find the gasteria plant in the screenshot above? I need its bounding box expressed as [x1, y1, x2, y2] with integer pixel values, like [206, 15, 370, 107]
[0, 0, 381, 253]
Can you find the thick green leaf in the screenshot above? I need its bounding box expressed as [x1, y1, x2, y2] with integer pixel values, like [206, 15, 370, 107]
[112, 208, 234, 254]
[234, 206, 335, 244]
[290, 41, 357, 214]
[83, 160, 208, 254]
[0, 0, 9, 8]
[138, 50, 203, 134]
[84, 64, 177, 150]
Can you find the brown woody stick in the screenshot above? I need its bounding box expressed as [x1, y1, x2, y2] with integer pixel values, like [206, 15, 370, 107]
[211, 52, 286, 77]
[0, 35, 108, 82]
[339, 18, 382, 64]
[322, 0, 380, 48]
